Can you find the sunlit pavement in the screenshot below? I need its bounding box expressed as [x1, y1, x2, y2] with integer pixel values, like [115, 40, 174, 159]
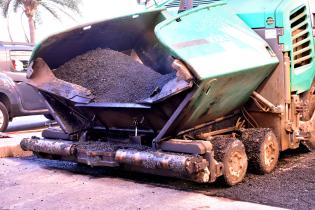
[0, 115, 50, 158]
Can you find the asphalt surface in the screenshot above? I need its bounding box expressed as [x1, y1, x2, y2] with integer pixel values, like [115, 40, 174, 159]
[0, 149, 313, 210]
[0, 157, 280, 210]
[1, 116, 314, 210]
[201, 149, 315, 210]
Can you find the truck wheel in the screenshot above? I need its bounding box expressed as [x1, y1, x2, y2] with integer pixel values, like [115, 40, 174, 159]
[210, 137, 248, 186]
[0, 102, 9, 132]
[240, 128, 279, 174]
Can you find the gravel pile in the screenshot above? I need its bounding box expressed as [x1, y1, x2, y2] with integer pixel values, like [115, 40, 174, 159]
[54, 48, 175, 103]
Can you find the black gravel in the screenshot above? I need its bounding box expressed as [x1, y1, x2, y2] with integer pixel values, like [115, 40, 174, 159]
[212, 149, 315, 210]
[54, 48, 175, 103]
[76, 141, 151, 152]
[19, 149, 315, 209]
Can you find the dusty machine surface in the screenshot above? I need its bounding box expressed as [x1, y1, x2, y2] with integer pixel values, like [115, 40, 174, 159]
[21, 0, 315, 186]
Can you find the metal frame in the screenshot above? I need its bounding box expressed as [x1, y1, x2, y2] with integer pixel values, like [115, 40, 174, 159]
[152, 91, 194, 149]
[247, 26, 315, 151]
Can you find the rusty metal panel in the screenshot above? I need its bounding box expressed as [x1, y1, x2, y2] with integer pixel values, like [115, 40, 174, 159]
[246, 28, 291, 151]
[160, 139, 212, 154]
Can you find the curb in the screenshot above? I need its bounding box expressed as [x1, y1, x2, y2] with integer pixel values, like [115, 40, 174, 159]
[0, 131, 41, 158]
[0, 138, 33, 158]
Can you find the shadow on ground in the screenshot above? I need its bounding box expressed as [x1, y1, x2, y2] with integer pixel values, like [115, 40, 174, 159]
[19, 147, 315, 210]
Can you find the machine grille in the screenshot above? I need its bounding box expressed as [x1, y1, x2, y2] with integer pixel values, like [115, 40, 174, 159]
[165, 0, 220, 8]
[290, 5, 313, 69]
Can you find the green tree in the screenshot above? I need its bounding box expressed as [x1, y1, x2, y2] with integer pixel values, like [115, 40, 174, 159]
[0, 0, 81, 43]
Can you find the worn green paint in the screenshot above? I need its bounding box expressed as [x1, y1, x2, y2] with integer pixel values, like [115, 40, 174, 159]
[225, 0, 283, 29]
[276, 0, 315, 93]
[226, 0, 315, 93]
[151, 0, 315, 93]
[31, 0, 315, 125]
[30, 7, 165, 62]
[227, 0, 315, 93]
[151, 0, 283, 29]
[181, 66, 275, 128]
[155, 3, 278, 123]
[155, 4, 279, 80]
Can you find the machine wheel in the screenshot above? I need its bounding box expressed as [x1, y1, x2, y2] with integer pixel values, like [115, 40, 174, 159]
[300, 80, 315, 151]
[210, 137, 248, 186]
[300, 79, 315, 121]
[240, 128, 279, 174]
[0, 102, 9, 132]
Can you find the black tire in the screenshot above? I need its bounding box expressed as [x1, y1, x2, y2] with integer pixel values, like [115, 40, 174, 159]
[44, 114, 54, 121]
[0, 101, 9, 132]
[210, 137, 248, 186]
[240, 128, 279, 174]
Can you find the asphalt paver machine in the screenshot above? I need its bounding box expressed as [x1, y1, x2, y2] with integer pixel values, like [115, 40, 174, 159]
[21, 0, 315, 185]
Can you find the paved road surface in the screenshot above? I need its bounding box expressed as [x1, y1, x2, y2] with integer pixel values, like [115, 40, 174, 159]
[0, 150, 313, 209]
[0, 157, 281, 210]
[1, 116, 314, 210]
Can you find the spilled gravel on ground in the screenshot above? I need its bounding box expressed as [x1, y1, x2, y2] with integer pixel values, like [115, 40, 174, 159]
[114, 148, 314, 210]
[212, 149, 315, 210]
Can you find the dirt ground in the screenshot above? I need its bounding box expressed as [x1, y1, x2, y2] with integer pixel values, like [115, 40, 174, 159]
[0, 149, 314, 210]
